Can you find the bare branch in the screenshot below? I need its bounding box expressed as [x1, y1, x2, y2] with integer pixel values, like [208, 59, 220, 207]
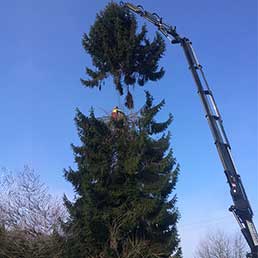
[0, 166, 67, 257]
[195, 230, 248, 258]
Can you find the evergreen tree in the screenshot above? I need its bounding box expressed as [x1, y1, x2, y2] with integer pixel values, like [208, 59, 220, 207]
[81, 2, 165, 109]
[63, 92, 181, 258]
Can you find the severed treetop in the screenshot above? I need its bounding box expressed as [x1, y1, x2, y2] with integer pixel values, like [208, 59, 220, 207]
[81, 2, 166, 109]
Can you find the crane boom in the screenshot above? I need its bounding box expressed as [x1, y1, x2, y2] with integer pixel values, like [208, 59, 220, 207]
[120, 2, 258, 257]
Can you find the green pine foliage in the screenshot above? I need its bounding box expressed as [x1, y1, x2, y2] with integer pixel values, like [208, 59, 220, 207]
[63, 92, 181, 258]
[81, 2, 166, 109]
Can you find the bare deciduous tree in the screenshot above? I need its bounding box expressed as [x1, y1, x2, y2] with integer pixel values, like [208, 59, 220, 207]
[195, 230, 247, 258]
[0, 166, 66, 258]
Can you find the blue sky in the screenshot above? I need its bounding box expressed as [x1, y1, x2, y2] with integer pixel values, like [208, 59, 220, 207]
[0, 0, 257, 257]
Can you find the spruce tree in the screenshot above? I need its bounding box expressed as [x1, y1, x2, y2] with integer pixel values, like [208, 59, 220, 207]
[81, 2, 165, 109]
[63, 92, 181, 258]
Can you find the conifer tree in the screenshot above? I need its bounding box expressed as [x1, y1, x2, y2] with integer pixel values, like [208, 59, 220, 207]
[63, 92, 181, 258]
[81, 2, 165, 109]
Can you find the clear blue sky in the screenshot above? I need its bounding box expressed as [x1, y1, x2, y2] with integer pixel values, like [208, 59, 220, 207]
[0, 0, 257, 257]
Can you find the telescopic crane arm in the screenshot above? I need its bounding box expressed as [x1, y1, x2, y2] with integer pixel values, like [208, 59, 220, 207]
[121, 2, 258, 257]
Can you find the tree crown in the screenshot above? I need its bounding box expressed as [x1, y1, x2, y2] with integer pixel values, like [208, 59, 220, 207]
[81, 2, 166, 109]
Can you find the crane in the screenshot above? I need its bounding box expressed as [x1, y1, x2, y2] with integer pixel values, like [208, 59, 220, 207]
[120, 2, 258, 257]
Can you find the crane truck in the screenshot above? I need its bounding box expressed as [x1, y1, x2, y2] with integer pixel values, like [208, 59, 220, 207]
[120, 2, 258, 257]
